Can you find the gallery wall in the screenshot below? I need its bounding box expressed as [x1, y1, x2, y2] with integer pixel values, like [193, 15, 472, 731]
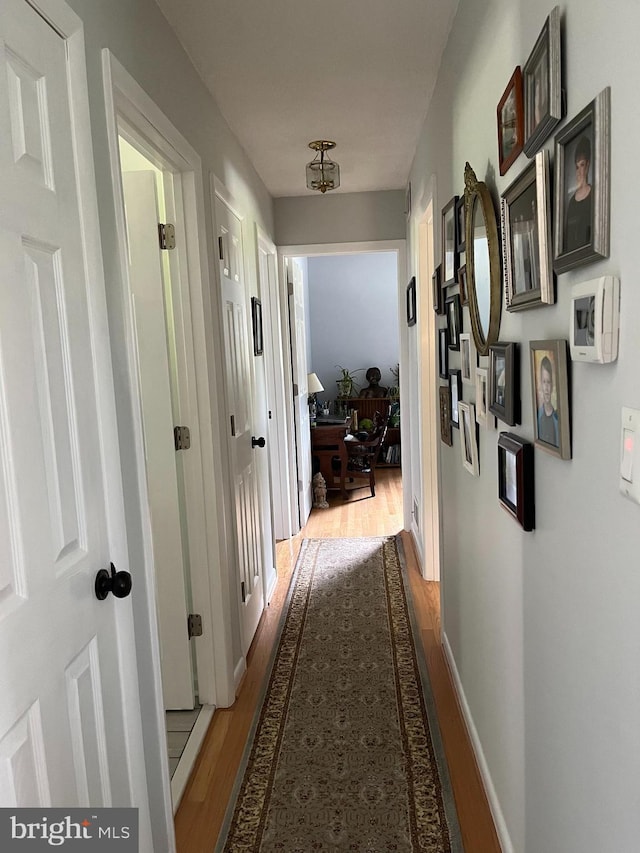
[305, 253, 400, 400]
[408, 1, 640, 850]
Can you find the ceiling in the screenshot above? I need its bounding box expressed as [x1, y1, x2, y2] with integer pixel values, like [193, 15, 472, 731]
[154, 0, 458, 198]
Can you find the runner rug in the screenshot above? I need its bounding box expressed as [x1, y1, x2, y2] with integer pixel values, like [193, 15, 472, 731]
[217, 536, 462, 852]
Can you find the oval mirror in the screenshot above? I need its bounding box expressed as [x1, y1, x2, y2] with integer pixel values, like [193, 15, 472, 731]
[464, 162, 502, 355]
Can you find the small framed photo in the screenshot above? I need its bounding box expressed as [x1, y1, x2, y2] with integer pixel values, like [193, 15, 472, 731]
[553, 88, 610, 274]
[475, 366, 493, 428]
[441, 196, 459, 286]
[432, 264, 444, 315]
[459, 333, 476, 385]
[449, 369, 462, 430]
[497, 433, 535, 531]
[501, 150, 554, 311]
[251, 296, 263, 356]
[438, 327, 449, 379]
[457, 263, 468, 306]
[446, 293, 462, 351]
[529, 339, 571, 459]
[455, 196, 466, 254]
[488, 342, 519, 426]
[523, 6, 562, 157]
[406, 276, 417, 326]
[497, 66, 524, 176]
[458, 401, 479, 476]
[439, 385, 453, 447]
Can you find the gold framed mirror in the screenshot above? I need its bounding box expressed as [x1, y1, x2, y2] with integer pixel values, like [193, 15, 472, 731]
[464, 163, 502, 356]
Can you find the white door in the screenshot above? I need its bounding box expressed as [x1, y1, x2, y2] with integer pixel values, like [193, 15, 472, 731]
[0, 0, 149, 826]
[122, 170, 194, 710]
[215, 194, 264, 653]
[288, 259, 313, 526]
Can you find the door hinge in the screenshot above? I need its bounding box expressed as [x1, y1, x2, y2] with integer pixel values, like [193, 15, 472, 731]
[218, 235, 224, 260]
[174, 426, 191, 450]
[187, 613, 202, 638]
[230, 414, 236, 437]
[241, 581, 246, 603]
[287, 281, 294, 296]
[158, 223, 176, 250]
[297, 479, 303, 492]
[293, 383, 299, 396]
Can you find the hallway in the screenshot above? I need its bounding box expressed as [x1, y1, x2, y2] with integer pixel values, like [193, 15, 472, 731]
[174, 469, 499, 851]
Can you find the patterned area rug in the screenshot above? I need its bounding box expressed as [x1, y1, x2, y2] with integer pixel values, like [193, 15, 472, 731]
[217, 537, 462, 852]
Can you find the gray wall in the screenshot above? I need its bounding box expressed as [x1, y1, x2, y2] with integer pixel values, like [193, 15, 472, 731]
[275, 190, 406, 246]
[408, 1, 640, 850]
[306, 253, 399, 397]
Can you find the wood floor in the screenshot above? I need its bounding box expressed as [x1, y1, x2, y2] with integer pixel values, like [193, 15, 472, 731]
[174, 469, 500, 852]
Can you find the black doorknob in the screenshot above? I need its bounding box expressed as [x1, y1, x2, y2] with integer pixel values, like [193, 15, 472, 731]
[95, 563, 133, 601]
[252, 436, 266, 448]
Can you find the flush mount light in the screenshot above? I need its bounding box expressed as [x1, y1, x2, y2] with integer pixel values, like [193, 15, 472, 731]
[306, 140, 340, 193]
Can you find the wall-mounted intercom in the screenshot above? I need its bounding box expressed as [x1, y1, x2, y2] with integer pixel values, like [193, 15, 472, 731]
[569, 275, 620, 363]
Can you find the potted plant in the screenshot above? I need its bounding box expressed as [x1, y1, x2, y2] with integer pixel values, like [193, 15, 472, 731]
[335, 365, 364, 398]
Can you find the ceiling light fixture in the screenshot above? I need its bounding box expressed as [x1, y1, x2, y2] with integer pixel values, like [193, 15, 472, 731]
[306, 140, 340, 193]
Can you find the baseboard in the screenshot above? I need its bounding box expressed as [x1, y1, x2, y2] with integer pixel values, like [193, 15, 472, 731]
[234, 655, 247, 692]
[441, 632, 514, 853]
[265, 566, 278, 605]
[170, 704, 215, 813]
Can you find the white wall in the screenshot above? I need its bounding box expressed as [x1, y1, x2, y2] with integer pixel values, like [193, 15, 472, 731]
[306, 253, 399, 398]
[275, 190, 406, 245]
[408, 1, 640, 851]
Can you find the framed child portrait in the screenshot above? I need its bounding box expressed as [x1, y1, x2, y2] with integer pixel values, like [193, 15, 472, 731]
[529, 339, 571, 459]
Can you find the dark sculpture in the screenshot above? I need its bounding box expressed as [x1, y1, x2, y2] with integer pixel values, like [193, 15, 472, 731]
[359, 366, 388, 398]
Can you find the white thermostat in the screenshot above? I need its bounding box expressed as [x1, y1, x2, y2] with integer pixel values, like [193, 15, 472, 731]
[569, 275, 620, 363]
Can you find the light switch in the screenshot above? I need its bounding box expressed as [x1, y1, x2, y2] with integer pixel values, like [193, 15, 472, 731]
[620, 408, 640, 504]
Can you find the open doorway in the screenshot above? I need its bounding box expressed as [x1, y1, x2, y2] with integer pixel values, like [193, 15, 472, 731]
[278, 241, 407, 532]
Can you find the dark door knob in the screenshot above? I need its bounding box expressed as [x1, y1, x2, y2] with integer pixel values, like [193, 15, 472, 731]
[252, 436, 266, 448]
[95, 563, 133, 601]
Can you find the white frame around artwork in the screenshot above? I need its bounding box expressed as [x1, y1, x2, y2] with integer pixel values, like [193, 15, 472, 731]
[460, 332, 476, 385]
[458, 401, 480, 476]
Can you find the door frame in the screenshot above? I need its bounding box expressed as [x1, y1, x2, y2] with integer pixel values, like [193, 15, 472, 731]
[277, 240, 409, 531]
[101, 48, 237, 808]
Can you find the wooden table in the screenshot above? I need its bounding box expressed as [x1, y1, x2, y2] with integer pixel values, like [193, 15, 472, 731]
[311, 419, 351, 489]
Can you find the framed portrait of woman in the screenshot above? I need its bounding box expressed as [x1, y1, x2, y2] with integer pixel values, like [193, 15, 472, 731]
[553, 88, 610, 273]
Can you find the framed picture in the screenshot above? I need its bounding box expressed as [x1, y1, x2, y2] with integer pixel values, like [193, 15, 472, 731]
[529, 339, 571, 459]
[488, 342, 519, 426]
[406, 276, 417, 326]
[251, 296, 263, 356]
[439, 385, 453, 447]
[553, 88, 610, 274]
[501, 150, 554, 311]
[448, 369, 462, 430]
[432, 264, 444, 315]
[457, 264, 468, 307]
[455, 196, 466, 254]
[441, 196, 459, 286]
[458, 401, 479, 476]
[523, 5, 562, 157]
[446, 293, 462, 351]
[475, 366, 493, 428]
[459, 333, 476, 385]
[438, 327, 449, 379]
[497, 433, 535, 531]
[497, 66, 524, 176]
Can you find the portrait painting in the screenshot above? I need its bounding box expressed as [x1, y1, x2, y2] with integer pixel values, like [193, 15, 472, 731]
[553, 88, 610, 273]
[529, 339, 571, 459]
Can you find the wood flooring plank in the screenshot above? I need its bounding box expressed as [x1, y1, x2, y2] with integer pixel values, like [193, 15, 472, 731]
[175, 469, 499, 852]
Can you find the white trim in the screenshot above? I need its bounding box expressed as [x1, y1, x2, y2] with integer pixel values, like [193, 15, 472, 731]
[278, 240, 409, 531]
[442, 632, 514, 853]
[170, 704, 215, 811]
